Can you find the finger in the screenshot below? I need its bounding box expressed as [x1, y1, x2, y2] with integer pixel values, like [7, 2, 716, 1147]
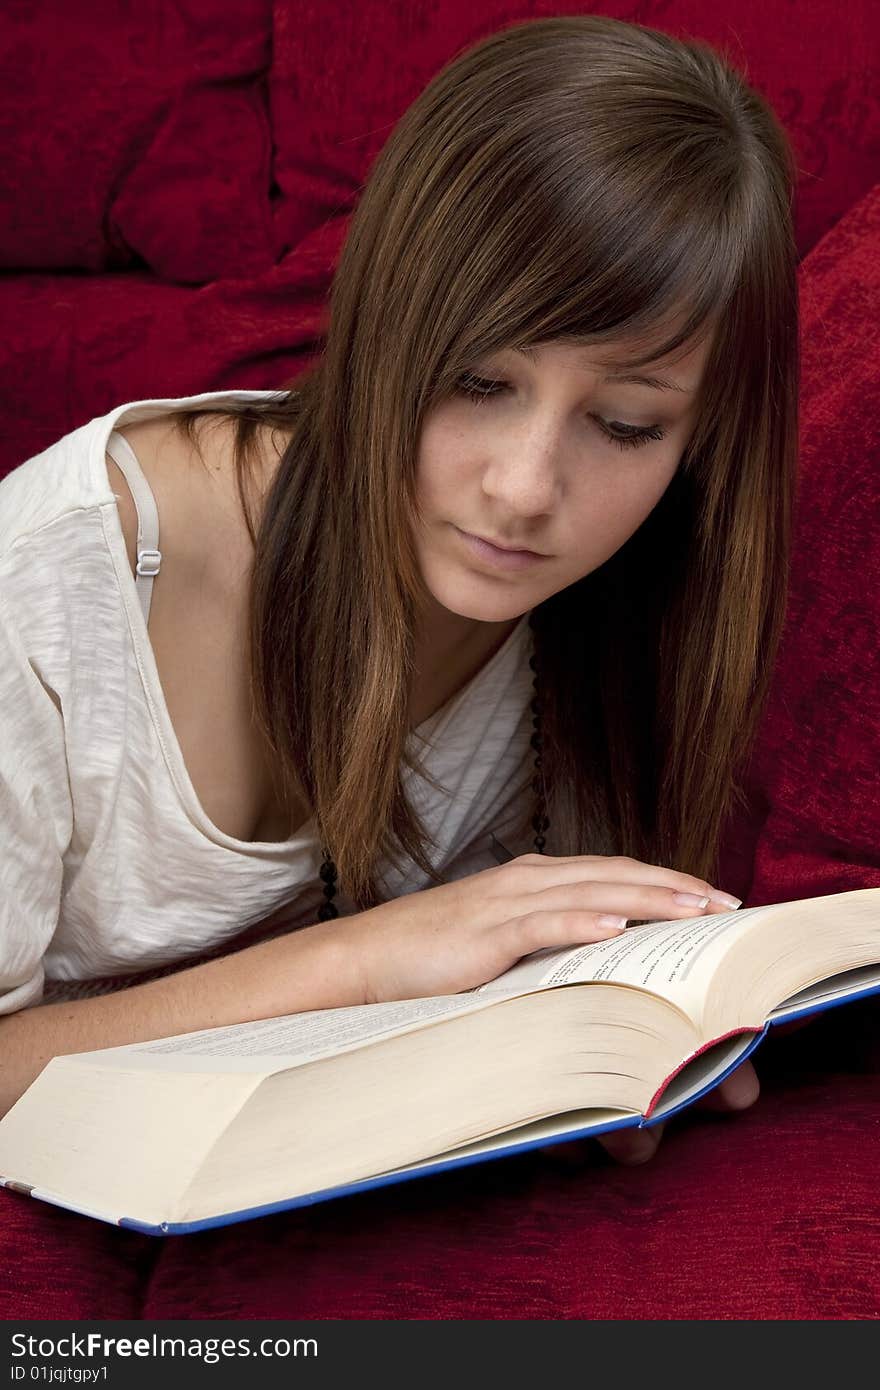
[597, 1120, 666, 1166]
[696, 1059, 760, 1111]
[518, 880, 730, 926]
[541, 1120, 666, 1168]
[513, 853, 740, 912]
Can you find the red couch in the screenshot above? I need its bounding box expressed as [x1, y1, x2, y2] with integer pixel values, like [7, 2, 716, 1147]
[1, 1, 878, 1319]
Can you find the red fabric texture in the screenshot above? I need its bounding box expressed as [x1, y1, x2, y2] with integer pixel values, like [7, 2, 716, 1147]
[2, 0, 880, 472]
[0, 0, 878, 1320]
[0, 246, 335, 472]
[0, 0, 275, 283]
[270, 0, 880, 265]
[716, 181, 880, 907]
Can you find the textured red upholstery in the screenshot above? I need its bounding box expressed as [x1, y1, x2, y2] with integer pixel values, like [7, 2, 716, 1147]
[0, 0, 275, 283]
[270, 0, 880, 265]
[3, 0, 880, 475]
[716, 180, 880, 909]
[0, 0, 878, 1321]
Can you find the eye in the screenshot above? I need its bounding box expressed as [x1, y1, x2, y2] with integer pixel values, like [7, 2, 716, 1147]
[597, 420, 666, 451]
[453, 373, 667, 452]
[454, 371, 507, 404]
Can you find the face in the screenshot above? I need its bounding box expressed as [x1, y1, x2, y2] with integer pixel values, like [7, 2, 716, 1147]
[412, 331, 713, 629]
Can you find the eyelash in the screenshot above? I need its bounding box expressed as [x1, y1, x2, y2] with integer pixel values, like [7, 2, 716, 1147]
[453, 373, 667, 451]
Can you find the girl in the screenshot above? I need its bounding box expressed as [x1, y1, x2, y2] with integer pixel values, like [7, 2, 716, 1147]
[0, 16, 797, 1162]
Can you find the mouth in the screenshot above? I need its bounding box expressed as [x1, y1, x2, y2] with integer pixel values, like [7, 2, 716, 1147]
[458, 528, 546, 557]
[455, 527, 549, 571]
[479, 538, 543, 556]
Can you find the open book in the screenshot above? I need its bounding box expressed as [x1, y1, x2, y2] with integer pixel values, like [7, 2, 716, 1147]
[1, 885, 879, 1236]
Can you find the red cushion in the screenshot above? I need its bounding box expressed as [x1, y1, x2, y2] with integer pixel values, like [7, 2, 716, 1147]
[0, 1, 275, 283]
[270, 0, 880, 264]
[718, 180, 880, 906]
[0, 233, 340, 479]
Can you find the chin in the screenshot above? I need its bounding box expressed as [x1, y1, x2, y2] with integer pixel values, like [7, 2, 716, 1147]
[428, 587, 529, 626]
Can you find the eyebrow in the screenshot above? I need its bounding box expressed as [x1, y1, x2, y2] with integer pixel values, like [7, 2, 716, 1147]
[510, 344, 692, 394]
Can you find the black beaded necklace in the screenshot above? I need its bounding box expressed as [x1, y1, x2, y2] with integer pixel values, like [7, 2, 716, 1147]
[316, 610, 549, 920]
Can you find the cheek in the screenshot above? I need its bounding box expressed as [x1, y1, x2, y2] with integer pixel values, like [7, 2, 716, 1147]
[616, 457, 680, 522]
[566, 452, 681, 553]
[414, 422, 470, 506]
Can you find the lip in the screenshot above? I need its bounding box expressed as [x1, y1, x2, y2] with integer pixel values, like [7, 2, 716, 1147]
[455, 527, 548, 572]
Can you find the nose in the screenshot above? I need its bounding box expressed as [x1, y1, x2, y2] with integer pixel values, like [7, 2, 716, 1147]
[481, 419, 562, 516]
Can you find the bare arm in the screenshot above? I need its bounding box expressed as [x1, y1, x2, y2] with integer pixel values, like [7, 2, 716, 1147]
[0, 918, 363, 1121]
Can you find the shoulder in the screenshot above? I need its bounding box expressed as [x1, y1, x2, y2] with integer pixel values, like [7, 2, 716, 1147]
[0, 416, 106, 556]
[106, 411, 284, 597]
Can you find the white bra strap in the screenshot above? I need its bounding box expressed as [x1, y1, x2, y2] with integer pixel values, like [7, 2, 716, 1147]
[106, 430, 162, 626]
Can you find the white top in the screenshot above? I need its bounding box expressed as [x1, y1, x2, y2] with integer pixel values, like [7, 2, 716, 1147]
[0, 392, 536, 1015]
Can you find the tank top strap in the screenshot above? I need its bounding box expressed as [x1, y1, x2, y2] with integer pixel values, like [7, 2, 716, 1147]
[106, 430, 162, 626]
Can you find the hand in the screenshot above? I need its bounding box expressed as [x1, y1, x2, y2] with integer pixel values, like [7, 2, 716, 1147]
[542, 1056, 761, 1166]
[338, 851, 742, 1005]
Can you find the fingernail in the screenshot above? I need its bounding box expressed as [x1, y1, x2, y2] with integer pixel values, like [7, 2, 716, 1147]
[672, 892, 710, 907]
[596, 914, 627, 930]
[710, 892, 742, 910]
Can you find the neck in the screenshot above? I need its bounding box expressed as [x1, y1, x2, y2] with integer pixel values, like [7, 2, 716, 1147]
[408, 599, 525, 728]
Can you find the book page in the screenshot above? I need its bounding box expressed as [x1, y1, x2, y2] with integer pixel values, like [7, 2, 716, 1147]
[68, 907, 774, 1074]
[70, 988, 522, 1075]
[768, 961, 880, 1020]
[469, 903, 774, 1025]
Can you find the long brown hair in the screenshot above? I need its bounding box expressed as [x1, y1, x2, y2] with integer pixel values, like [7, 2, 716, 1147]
[173, 14, 799, 910]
